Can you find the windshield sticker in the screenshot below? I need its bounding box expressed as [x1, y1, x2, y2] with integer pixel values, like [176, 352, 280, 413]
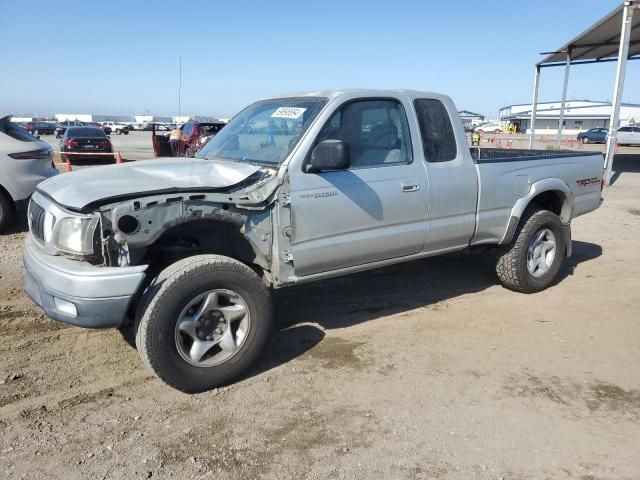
[271, 107, 306, 119]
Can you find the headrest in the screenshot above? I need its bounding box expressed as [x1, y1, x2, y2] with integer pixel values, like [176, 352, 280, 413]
[368, 123, 398, 149]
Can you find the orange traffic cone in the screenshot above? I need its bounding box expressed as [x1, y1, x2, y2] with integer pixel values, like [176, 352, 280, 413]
[115, 152, 123, 164]
[65, 157, 72, 173]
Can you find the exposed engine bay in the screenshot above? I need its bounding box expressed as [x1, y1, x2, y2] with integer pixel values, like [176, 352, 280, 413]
[95, 169, 281, 278]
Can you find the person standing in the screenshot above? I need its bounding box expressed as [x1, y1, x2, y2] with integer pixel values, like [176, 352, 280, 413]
[169, 127, 182, 157]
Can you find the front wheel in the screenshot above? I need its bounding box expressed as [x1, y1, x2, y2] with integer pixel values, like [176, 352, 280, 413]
[582, 137, 589, 144]
[135, 255, 272, 393]
[495, 209, 566, 293]
[0, 192, 15, 233]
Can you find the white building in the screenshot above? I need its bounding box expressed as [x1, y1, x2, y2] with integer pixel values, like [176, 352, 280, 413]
[458, 110, 485, 127]
[55, 113, 94, 122]
[499, 100, 640, 135]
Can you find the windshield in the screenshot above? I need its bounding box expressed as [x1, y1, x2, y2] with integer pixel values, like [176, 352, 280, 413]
[198, 97, 327, 166]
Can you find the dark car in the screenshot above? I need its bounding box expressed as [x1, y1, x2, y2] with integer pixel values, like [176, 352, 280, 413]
[577, 127, 608, 144]
[55, 120, 87, 138]
[24, 121, 56, 135]
[60, 127, 113, 163]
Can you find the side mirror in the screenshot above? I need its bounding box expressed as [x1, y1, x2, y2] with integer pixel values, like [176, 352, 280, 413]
[304, 140, 350, 173]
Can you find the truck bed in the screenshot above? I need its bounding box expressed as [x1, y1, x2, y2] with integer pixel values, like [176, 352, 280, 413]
[469, 148, 604, 245]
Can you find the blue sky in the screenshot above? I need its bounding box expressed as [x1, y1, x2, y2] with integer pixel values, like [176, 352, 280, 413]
[0, 0, 638, 119]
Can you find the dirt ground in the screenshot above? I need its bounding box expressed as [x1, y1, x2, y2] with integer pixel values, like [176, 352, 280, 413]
[1, 154, 640, 480]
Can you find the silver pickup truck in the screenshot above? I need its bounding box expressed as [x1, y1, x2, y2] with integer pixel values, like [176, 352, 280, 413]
[23, 90, 604, 392]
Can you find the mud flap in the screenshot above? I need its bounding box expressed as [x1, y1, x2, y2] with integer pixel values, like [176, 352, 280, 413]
[563, 223, 572, 257]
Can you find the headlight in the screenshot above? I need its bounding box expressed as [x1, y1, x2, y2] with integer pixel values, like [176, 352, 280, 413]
[53, 217, 98, 254]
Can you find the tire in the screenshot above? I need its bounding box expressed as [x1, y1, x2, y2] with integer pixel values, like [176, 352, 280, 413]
[0, 192, 14, 233]
[495, 208, 566, 293]
[123, 130, 129, 135]
[185, 146, 194, 158]
[134, 255, 272, 392]
[582, 137, 589, 144]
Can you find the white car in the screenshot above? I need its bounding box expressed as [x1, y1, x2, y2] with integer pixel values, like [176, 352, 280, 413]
[0, 116, 58, 231]
[101, 121, 130, 135]
[617, 126, 640, 146]
[475, 123, 503, 134]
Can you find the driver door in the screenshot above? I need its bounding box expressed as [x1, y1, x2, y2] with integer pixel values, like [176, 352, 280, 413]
[289, 98, 429, 277]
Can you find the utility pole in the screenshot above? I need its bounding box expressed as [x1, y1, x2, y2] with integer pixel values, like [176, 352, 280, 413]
[178, 57, 182, 122]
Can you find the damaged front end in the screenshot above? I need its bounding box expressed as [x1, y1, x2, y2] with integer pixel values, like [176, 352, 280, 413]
[94, 168, 280, 281]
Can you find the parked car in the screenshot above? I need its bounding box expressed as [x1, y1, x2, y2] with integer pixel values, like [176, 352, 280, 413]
[142, 123, 168, 131]
[130, 123, 148, 131]
[475, 123, 502, 134]
[184, 121, 226, 156]
[60, 127, 113, 163]
[23, 89, 604, 392]
[0, 116, 57, 231]
[577, 128, 608, 144]
[86, 122, 112, 135]
[616, 126, 640, 146]
[101, 121, 130, 135]
[55, 120, 86, 138]
[24, 121, 56, 136]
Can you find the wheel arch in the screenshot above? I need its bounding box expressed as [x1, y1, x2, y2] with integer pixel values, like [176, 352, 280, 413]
[0, 183, 16, 212]
[140, 217, 270, 277]
[501, 178, 573, 245]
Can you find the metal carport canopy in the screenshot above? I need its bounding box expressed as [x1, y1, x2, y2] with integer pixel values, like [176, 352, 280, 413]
[528, 1, 640, 185]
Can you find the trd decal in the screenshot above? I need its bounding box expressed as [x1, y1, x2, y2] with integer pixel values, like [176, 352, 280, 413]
[576, 177, 600, 187]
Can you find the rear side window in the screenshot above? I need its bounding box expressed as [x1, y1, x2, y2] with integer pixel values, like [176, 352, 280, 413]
[414, 99, 457, 162]
[618, 127, 632, 132]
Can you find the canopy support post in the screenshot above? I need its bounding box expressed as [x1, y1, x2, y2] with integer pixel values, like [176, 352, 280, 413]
[605, 1, 636, 186]
[529, 65, 541, 149]
[556, 49, 571, 147]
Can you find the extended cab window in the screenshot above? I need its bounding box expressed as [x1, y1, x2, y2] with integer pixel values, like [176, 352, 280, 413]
[414, 99, 457, 162]
[315, 99, 411, 168]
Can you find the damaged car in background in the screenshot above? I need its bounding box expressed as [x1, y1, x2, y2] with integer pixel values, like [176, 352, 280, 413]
[23, 90, 604, 392]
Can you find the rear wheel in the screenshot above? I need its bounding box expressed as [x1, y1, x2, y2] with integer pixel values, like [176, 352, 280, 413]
[135, 255, 272, 393]
[116, 129, 122, 135]
[496, 208, 566, 293]
[185, 146, 194, 158]
[0, 192, 15, 233]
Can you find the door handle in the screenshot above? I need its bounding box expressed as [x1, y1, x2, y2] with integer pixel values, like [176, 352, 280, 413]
[401, 181, 420, 192]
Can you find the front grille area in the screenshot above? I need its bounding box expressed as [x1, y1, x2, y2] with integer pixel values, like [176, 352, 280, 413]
[29, 200, 46, 241]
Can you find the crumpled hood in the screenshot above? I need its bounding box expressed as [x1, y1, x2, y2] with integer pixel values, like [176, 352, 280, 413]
[37, 157, 262, 210]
